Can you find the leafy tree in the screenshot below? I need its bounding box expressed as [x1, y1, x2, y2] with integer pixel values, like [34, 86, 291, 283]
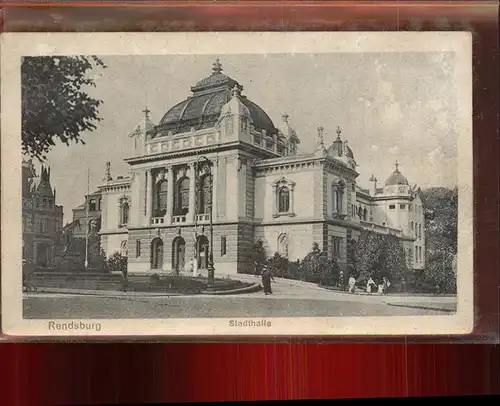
[22, 56, 107, 160]
[320, 258, 341, 287]
[420, 187, 458, 293]
[421, 187, 458, 255]
[87, 233, 106, 270]
[298, 242, 322, 280]
[422, 251, 457, 294]
[250, 239, 267, 275]
[267, 252, 289, 277]
[351, 230, 408, 286]
[346, 238, 358, 276]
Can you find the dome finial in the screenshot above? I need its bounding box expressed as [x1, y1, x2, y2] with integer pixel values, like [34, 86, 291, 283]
[142, 106, 151, 119]
[212, 57, 223, 75]
[336, 126, 342, 139]
[394, 160, 400, 172]
[282, 112, 289, 123]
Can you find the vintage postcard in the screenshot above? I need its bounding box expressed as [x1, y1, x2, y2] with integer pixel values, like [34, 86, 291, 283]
[1, 32, 473, 338]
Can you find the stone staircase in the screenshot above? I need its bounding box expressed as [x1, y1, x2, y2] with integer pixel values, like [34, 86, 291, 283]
[29, 271, 147, 291]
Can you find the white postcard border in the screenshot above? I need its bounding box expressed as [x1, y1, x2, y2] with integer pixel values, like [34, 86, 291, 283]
[1, 32, 473, 337]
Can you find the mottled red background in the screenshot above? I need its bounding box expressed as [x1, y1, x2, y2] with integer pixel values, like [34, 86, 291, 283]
[0, 343, 499, 404]
[1, 2, 498, 405]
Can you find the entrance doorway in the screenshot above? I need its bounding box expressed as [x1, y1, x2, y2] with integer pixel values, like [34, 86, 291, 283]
[36, 243, 51, 267]
[150, 238, 164, 270]
[172, 236, 186, 273]
[196, 235, 210, 270]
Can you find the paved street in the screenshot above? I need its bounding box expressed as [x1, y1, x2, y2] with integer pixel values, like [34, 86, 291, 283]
[23, 275, 456, 319]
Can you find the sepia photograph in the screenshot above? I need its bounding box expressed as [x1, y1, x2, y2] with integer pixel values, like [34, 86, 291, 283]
[1, 32, 473, 337]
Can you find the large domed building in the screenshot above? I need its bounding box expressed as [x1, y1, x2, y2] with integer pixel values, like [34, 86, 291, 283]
[89, 59, 425, 276]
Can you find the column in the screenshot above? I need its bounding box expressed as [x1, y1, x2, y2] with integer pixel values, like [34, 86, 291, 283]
[272, 185, 277, 216]
[145, 169, 153, 225]
[101, 194, 108, 229]
[212, 160, 218, 221]
[188, 164, 196, 223]
[166, 166, 174, 224]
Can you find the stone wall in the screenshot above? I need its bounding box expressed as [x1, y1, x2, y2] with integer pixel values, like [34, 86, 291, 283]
[126, 223, 242, 275]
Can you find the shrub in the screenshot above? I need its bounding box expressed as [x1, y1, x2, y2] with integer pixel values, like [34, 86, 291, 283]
[267, 252, 289, 277]
[421, 251, 457, 294]
[297, 242, 329, 284]
[105, 252, 128, 274]
[320, 258, 341, 287]
[245, 239, 267, 275]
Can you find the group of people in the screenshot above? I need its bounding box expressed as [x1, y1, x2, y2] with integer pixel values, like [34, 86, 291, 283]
[255, 262, 392, 297]
[346, 274, 391, 295]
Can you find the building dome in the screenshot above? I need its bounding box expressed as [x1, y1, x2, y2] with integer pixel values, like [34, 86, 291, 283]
[220, 86, 251, 117]
[154, 58, 278, 137]
[385, 162, 409, 186]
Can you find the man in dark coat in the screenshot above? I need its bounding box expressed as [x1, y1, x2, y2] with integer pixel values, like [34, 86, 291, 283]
[261, 266, 274, 295]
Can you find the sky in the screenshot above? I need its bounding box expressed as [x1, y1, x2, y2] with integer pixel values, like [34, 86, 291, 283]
[36, 53, 458, 223]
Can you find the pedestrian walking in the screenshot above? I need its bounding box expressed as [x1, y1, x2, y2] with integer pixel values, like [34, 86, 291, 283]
[339, 270, 345, 291]
[262, 266, 273, 295]
[382, 277, 390, 295]
[348, 275, 356, 294]
[121, 266, 129, 292]
[366, 276, 376, 294]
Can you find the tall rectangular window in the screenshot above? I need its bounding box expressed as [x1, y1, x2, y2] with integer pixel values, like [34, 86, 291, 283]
[136, 240, 141, 258]
[221, 236, 227, 256]
[331, 237, 341, 259]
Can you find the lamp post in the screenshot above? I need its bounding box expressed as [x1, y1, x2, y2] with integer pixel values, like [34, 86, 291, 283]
[196, 155, 215, 285]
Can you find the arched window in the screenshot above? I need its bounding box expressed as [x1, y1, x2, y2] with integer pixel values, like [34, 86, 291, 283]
[277, 233, 289, 257]
[120, 199, 129, 225]
[332, 181, 345, 216]
[120, 240, 128, 257]
[176, 177, 190, 215]
[155, 180, 168, 217]
[278, 187, 290, 213]
[198, 175, 212, 214]
[363, 208, 368, 221]
[272, 177, 296, 217]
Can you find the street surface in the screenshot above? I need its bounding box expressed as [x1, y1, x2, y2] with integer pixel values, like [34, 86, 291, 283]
[23, 274, 457, 319]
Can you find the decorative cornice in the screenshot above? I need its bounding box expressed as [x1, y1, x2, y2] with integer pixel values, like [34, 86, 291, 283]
[99, 183, 131, 193]
[124, 140, 279, 166]
[254, 154, 358, 178]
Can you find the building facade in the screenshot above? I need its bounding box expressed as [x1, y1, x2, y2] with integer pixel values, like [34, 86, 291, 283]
[93, 59, 425, 275]
[22, 160, 64, 266]
[70, 190, 102, 240]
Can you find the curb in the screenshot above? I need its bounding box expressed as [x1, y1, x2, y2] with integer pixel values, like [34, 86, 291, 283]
[32, 288, 185, 298]
[31, 283, 261, 298]
[201, 283, 262, 295]
[386, 302, 456, 313]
